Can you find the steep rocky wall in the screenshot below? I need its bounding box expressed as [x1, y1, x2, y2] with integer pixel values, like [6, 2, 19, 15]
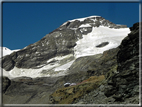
[104, 22, 140, 103]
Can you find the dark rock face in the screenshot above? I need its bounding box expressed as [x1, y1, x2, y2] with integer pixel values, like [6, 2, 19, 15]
[2, 16, 127, 71]
[1, 55, 15, 71]
[117, 22, 139, 72]
[104, 22, 140, 103]
[96, 42, 109, 48]
[2, 76, 11, 93]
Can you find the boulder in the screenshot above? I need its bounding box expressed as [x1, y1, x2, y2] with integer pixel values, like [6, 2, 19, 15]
[96, 42, 109, 48]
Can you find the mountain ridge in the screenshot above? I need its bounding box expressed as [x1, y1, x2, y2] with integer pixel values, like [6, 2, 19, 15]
[1, 16, 130, 79]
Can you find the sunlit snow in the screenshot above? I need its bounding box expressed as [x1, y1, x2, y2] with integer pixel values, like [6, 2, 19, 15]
[79, 24, 92, 28]
[7, 63, 59, 79]
[2, 54, 74, 79]
[69, 15, 100, 22]
[55, 60, 75, 71]
[0, 47, 19, 57]
[47, 54, 73, 63]
[74, 26, 130, 58]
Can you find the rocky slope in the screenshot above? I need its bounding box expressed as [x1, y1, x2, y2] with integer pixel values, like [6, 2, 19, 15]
[1, 15, 140, 105]
[2, 47, 119, 104]
[49, 22, 140, 104]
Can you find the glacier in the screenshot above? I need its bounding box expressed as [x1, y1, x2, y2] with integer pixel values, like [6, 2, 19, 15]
[74, 26, 130, 58]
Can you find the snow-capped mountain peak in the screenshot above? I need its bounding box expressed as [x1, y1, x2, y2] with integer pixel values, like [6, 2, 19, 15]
[60, 15, 127, 29]
[1, 16, 130, 79]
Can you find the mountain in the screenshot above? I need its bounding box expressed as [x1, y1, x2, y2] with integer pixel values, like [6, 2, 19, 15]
[1, 16, 130, 79]
[1, 16, 140, 104]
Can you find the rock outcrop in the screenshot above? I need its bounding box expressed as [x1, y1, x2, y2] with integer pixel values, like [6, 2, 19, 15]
[104, 22, 140, 103]
[2, 76, 11, 93]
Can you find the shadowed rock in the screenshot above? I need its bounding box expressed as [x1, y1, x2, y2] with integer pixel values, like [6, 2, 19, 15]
[104, 22, 140, 103]
[96, 42, 109, 48]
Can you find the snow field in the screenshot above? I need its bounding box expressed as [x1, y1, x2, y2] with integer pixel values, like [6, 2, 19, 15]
[2, 54, 75, 79]
[74, 26, 130, 58]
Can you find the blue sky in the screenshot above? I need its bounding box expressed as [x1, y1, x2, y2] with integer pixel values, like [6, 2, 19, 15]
[2, 2, 139, 50]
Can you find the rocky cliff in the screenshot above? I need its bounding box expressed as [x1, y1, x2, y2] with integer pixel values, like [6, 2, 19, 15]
[1, 16, 140, 105]
[49, 22, 141, 104]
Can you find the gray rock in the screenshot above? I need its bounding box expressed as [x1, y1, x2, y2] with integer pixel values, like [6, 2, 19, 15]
[96, 42, 109, 48]
[104, 22, 140, 103]
[2, 76, 11, 93]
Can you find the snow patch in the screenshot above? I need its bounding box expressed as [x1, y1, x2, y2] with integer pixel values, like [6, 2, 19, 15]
[79, 24, 91, 28]
[0, 47, 20, 57]
[61, 21, 68, 26]
[2, 69, 12, 79]
[3, 54, 74, 79]
[55, 60, 75, 71]
[47, 54, 73, 63]
[6, 63, 60, 79]
[90, 18, 97, 22]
